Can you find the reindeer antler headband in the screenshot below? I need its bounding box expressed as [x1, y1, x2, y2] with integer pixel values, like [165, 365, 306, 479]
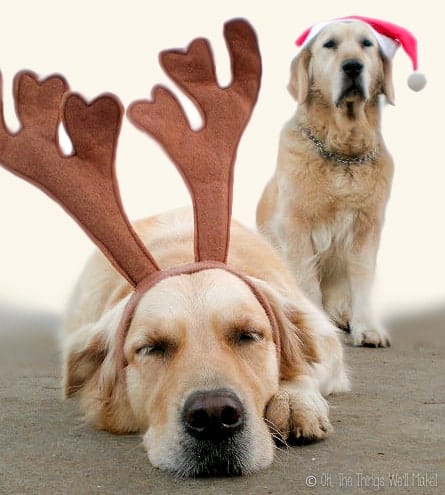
[0, 19, 280, 371]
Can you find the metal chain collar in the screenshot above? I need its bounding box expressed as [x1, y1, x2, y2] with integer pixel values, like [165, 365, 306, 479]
[301, 127, 378, 165]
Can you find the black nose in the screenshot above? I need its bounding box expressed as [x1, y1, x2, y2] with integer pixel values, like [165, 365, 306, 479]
[183, 389, 245, 441]
[342, 59, 363, 78]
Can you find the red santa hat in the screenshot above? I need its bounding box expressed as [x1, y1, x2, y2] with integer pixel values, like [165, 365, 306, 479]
[296, 15, 426, 92]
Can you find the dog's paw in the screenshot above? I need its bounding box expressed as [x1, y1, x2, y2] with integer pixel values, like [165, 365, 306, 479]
[265, 383, 332, 444]
[350, 324, 390, 348]
[325, 302, 352, 332]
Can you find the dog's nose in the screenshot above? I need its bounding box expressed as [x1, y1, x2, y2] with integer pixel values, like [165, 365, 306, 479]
[342, 59, 363, 78]
[183, 389, 245, 441]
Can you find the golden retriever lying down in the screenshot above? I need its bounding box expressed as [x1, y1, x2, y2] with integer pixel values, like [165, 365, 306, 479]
[63, 208, 349, 476]
[0, 19, 348, 478]
[257, 20, 396, 347]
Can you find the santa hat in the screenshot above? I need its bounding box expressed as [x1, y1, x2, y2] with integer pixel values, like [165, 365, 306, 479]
[296, 15, 426, 92]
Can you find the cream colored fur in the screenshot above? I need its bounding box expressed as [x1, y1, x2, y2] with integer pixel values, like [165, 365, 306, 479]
[257, 21, 394, 347]
[62, 208, 349, 475]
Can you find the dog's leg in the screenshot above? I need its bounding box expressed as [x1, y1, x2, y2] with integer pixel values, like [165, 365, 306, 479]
[347, 230, 390, 347]
[274, 216, 323, 307]
[266, 375, 332, 443]
[265, 299, 349, 443]
[320, 255, 352, 331]
[299, 303, 351, 396]
[266, 350, 349, 443]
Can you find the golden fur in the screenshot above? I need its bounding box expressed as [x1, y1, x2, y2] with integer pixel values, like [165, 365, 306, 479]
[62, 208, 348, 476]
[257, 21, 394, 347]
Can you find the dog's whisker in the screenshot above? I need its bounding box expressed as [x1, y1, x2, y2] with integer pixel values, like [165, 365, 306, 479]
[264, 418, 290, 448]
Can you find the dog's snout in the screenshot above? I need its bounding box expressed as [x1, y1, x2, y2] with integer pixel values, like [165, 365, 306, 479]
[183, 389, 244, 441]
[342, 59, 363, 78]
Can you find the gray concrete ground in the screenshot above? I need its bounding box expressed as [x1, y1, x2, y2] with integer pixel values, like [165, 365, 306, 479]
[0, 302, 444, 494]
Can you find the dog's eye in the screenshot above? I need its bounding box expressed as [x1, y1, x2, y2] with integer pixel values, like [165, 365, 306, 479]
[136, 343, 167, 357]
[234, 330, 264, 345]
[362, 39, 373, 48]
[323, 39, 337, 49]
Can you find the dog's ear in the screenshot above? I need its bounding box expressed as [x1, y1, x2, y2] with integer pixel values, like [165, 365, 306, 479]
[63, 325, 108, 398]
[381, 54, 395, 105]
[63, 296, 128, 398]
[249, 278, 320, 380]
[288, 48, 311, 103]
[63, 302, 139, 432]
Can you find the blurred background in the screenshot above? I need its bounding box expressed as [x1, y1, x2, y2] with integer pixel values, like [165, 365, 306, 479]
[0, 0, 443, 327]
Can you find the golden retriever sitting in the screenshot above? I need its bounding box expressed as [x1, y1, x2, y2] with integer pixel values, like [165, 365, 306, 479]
[257, 20, 395, 347]
[63, 208, 349, 476]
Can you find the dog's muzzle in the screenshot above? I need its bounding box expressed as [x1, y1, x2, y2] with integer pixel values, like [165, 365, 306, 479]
[342, 59, 364, 79]
[179, 388, 249, 476]
[337, 58, 366, 105]
[183, 388, 245, 441]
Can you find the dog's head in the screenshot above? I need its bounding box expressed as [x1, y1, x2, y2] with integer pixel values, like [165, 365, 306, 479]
[289, 20, 394, 106]
[64, 268, 317, 476]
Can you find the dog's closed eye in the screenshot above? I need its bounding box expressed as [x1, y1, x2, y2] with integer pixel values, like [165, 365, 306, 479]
[230, 329, 264, 345]
[136, 340, 176, 358]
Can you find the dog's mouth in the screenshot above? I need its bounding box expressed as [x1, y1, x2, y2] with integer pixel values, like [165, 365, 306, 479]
[173, 388, 250, 476]
[146, 389, 275, 477]
[336, 79, 366, 107]
[177, 434, 249, 477]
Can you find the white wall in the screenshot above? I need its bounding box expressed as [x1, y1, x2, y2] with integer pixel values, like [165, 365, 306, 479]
[0, 0, 444, 317]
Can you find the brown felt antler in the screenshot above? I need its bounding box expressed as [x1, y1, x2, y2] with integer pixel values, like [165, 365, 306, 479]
[128, 19, 261, 263]
[0, 71, 159, 287]
[0, 19, 278, 371]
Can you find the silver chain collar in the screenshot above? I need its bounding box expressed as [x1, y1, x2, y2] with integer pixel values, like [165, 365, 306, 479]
[301, 127, 377, 165]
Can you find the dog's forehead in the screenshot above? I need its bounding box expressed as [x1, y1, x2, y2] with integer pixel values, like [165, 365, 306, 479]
[131, 268, 266, 326]
[315, 21, 377, 44]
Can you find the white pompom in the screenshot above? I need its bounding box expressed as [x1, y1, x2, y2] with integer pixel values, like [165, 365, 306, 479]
[407, 71, 427, 91]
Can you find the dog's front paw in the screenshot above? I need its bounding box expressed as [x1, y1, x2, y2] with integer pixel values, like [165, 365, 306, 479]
[324, 292, 352, 332]
[350, 323, 390, 348]
[265, 383, 332, 444]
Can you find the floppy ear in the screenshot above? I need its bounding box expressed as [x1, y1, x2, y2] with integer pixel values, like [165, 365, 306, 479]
[63, 324, 108, 398]
[249, 278, 320, 381]
[288, 48, 311, 103]
[63, 302, 138, 433]
[381, 54, 395, 105]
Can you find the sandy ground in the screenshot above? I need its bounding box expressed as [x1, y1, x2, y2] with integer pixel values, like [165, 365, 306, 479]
[0, 302, 444, 495]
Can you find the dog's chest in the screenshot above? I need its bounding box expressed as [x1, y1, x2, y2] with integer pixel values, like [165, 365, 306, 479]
[311, 210, 356, 254]
[306, 166, 380, 253]
[323, 162, 378, 202]
[283, 126, 390, 211]
[296, 157, 385, 213]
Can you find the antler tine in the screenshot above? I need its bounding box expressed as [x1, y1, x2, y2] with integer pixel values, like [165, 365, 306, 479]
[0, 71, 159, 287]
[223, 19, 262, 102]
[128, 18, 261, 263]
